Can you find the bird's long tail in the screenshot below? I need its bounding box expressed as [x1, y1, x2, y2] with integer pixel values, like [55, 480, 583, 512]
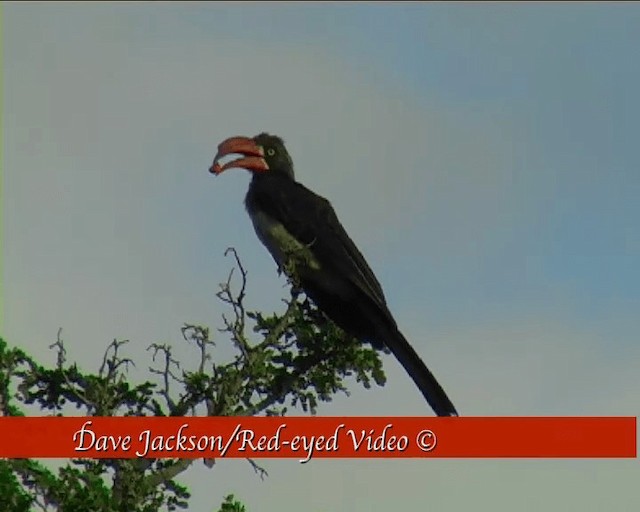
[384, 328, 458, 417]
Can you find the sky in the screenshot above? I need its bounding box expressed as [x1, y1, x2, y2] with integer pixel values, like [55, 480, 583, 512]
[3, 2, 640, 511]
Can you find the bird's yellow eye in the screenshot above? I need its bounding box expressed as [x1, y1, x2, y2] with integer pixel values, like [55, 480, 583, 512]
[266, 148, 276, 156]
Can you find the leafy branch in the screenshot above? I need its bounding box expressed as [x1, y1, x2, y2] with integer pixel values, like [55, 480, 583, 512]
[0, 248, 386, 511]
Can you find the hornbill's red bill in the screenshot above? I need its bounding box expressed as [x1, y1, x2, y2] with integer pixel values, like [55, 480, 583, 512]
[209, 133, 458, 417]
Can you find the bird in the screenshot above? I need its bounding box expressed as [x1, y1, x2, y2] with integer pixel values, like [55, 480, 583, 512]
[209, 133, 458, 416]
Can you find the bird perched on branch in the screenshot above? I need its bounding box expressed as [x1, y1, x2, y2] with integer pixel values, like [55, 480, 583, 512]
[209, 133, 458, 416]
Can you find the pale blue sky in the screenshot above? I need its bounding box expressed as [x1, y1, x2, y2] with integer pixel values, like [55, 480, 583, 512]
[3, 3, 639, 511]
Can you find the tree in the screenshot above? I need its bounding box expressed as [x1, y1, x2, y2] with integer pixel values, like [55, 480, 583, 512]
[0, 249, 386, 511]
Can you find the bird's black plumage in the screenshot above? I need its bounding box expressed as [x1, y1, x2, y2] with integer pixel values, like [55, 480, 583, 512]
[211, 133, 458, 416]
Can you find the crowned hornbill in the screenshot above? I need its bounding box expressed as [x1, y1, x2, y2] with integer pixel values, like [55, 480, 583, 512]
[209, 133, 458, 416]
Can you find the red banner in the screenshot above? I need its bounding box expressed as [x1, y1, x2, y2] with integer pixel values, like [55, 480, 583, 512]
[0, 417, 635, 460]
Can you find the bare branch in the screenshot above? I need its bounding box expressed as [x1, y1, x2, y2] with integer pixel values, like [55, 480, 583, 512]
[49, 328, 67, 369]
[99, 339, 135, 380]
[49, 329, 94, 412]
[147, 343, 180, 412]
[181, 325, 214, 374]
[246, 458, 269, 480]
[215, 248, 251, 358]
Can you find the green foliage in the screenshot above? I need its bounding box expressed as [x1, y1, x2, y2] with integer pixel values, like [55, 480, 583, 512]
[0, 459, 33, 512]
[216, 494, 246, 512]
[0, 249, 387, 510]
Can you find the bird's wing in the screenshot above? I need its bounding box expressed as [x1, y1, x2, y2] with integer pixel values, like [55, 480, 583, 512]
[249, 177, 388, 310]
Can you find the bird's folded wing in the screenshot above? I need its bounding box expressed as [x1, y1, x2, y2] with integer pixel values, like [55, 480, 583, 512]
[249, 177, 388, 311]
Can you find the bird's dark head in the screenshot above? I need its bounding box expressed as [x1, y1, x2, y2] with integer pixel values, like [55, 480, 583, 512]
[210, 133, 294, 179]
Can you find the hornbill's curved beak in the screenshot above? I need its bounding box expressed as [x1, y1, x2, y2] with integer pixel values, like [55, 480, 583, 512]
[209, 136, 269, 175]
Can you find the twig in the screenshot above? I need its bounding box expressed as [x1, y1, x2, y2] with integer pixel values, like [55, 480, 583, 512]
[181, 325, 213, 374]
[49, 329, 94, 412]
[255, 290, 300, 350]
[147, 344, 180, 412]
[49, 328, 67, 369]
[246, 458, 268, 480]
[98, 339, 135, 380]
[236, 350, 332, 417]
[216, 248, 251, 358]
